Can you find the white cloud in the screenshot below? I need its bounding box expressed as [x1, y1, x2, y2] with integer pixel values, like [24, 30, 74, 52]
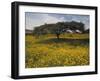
[26, 14, 66, 30]
[43, 14, 65, 24]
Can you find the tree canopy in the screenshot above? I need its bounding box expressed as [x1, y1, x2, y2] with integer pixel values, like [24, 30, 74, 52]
[33, 21, 85, 39]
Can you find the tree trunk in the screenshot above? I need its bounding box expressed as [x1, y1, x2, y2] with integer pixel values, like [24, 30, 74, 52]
[56, 34, 60, 39]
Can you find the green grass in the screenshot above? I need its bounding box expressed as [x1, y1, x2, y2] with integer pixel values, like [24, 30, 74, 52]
[25, 34, 89, 68]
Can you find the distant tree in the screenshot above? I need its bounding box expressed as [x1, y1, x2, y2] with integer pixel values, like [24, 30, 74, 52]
[83, 29, 89, 33]
[33, 27, 41, 38]
[69, 21, 85, 32]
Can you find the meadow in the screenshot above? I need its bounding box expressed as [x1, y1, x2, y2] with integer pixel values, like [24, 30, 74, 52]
[25, 33, 89, 68]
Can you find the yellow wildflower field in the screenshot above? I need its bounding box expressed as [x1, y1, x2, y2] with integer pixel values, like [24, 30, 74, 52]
[25, 34, 89, 68]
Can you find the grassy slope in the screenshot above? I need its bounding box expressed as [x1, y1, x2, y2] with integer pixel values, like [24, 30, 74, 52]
[25, 34, 89, 68]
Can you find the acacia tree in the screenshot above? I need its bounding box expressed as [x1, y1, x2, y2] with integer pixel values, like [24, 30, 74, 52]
[52, 22, 65, 39]
[33, 21, 85, 39]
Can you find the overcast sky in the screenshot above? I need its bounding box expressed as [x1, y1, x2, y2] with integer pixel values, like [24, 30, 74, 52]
[25, 12, 90, 30]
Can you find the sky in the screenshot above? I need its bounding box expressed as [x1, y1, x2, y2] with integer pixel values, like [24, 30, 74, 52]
[25, 12, 90, 30]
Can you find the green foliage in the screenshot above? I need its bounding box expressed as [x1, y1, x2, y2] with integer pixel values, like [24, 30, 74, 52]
[33, 21, 85, 39]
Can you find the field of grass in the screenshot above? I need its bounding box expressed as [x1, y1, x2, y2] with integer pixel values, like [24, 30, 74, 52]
[25, 34, 89, 68]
